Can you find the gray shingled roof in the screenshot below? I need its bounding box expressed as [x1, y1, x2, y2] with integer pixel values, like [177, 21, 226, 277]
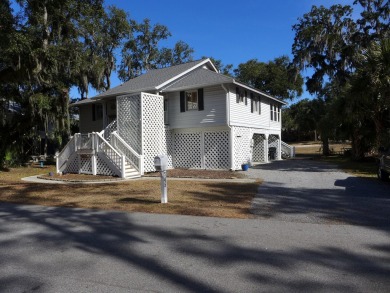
[162, 68, 233, 92]
[71, 57, 285, 106]
[94, 59, 209, 99]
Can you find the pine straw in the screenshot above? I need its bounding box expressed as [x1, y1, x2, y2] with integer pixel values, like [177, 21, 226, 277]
[0, 166, 259, 219]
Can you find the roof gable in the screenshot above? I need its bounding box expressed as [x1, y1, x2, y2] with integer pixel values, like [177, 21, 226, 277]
[93, 59, 216, 99]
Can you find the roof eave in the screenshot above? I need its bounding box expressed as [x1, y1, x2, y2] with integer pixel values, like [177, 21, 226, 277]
[233, 80, 287, 105]
[161, 80, 231, 92]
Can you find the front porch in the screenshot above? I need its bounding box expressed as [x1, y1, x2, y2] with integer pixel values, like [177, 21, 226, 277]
[57, 92, 165, 178]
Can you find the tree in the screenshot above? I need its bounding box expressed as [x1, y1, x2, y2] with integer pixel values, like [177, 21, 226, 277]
[77, 5, 130, 93]
[118, 19, 171, 81]
[292, 1, 390, 158]
[346, 39, 390, 150]
[158, 40, 194, 67]
[0, 0, 118, 166]
[234, 56, 303, 101]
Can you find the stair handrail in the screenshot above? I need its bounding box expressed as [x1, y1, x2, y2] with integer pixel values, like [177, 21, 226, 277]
[99, 119, 117, 142]
[94, 132, 126, 178]
[110, 131, 143, 174]
[281, 141, 295, 158]
[56, 134, 78, 173]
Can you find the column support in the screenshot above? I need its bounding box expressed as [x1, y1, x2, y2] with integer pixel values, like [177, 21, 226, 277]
[264, 134, 269, 163]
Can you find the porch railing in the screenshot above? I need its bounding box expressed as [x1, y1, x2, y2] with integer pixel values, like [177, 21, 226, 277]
[56, 134, 77, 173]
[281, 141, 295, 158]
[95, 132, 125, 178]
[99, 119, 117, 142]
[77, 133, 93, 150]
[111, 131, 144, 175]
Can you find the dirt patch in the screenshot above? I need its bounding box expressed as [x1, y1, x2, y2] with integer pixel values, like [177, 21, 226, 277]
[36, 168, 246, 182]
[39, 173, 122, 182]
[0, 167, 258, 219]
[144, 169, 246, 179]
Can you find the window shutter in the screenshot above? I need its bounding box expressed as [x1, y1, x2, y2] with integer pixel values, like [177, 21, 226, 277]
[250, 93, 254, 113]
[270, 104, 273, 121]
[92, 104, 96, 121]
[244, 90, 248, 105]
[198, 88, 204, 111]
[236, 87, 239, 103]
[180, 91, 185, 112]
[259, 97, 261, 115]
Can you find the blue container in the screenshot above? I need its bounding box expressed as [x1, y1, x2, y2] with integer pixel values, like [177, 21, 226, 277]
[241, 164, 249, 171]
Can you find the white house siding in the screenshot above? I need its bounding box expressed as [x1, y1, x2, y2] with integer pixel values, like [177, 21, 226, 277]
[79, 104, 103, 133]
[172, 126, 230, 170]
[229, 86, 281, 131]
[232, 126, 282, 170]
[167, 86, 226, 129]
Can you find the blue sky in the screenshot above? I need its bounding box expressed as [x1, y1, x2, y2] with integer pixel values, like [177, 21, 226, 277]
[74, 0, 358, 101]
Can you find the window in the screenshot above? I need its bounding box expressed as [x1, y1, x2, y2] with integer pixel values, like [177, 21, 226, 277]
[236, 87, 244, 103]
[92, 104, 103, 121]
[180, 89, 204, 112]
[186, 90, 198, 110]
[270, 104, 281, 122]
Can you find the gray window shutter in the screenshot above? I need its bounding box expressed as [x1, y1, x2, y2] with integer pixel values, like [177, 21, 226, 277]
[250, 93, 253, 113]
[259, 97, 261, 115]
[180, 91, 185, 112]
[244, 90, 247, 105]
[236, 87, 239, 103]
[198, 88, 204, 111]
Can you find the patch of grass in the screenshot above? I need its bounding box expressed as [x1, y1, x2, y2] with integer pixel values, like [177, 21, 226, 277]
[319, 156, 378, 178]
[291, 142, 377, 178]
[0, 167, 259, 218]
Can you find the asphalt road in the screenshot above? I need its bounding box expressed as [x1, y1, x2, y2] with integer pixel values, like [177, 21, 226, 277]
[1, 159, 389, 292]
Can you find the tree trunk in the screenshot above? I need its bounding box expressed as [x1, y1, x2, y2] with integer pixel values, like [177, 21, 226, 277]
[351, 129, 365, 160]
[322, 137, 330, 156]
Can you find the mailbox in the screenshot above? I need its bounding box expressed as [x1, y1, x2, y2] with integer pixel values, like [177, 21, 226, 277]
[154, 155, 168, 171]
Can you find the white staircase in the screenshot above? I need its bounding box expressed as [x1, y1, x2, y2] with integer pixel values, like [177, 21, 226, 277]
[124, 161, 141, 179]
[56, 129, 143, 179]
[281, 141, 295, 159]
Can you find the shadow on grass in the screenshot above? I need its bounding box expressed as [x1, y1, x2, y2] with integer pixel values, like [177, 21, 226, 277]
[117, 197, 160, 204]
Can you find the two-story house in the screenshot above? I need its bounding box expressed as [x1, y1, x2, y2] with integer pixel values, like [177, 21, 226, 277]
[57, 59, 292, 178]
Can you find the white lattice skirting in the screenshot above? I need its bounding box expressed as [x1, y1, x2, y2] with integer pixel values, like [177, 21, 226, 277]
[172, 129, 229, 170]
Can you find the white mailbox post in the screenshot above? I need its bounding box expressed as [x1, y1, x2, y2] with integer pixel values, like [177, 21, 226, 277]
[154, 155, 168, 203]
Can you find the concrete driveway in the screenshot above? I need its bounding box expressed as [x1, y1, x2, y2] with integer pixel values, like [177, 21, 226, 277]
[248, 159, 390, 227]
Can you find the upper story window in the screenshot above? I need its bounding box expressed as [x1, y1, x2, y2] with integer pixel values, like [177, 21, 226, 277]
[270, 104, 280, 122]
[236, 87, 246, 103]
[251, 93, 261, 114]
[180, 88, 204, 112]
[92, 104, 103, 121]
[186, 90, 198, 111]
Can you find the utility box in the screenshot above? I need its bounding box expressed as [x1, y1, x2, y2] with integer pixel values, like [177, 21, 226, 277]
[154, 155, 168, 171]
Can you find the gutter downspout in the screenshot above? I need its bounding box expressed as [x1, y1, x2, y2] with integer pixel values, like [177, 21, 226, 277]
[221, 84, 235, 170]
